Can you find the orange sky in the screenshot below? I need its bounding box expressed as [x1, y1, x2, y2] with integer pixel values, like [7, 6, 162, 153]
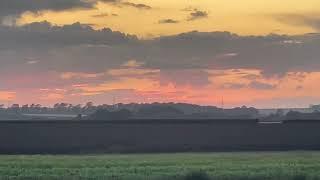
[18, 0, 320, 37]
[3, 66, 320, 108]
[1, 0, 320, 108]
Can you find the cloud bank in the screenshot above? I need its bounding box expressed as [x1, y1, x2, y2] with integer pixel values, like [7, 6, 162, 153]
[0, 21, 320, 107]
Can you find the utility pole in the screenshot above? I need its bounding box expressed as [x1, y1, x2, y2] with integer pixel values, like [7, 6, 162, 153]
[113, 96, 119, 110]
[221, 96, 224, 109]
[112, 96, 116, 106]
[112, 96, 117, 110]
[7, 100, 11, 108]
[221, 96, 225, 114]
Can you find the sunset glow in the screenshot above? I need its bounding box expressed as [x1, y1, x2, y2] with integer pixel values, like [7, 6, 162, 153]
[1, 0, 320, 108]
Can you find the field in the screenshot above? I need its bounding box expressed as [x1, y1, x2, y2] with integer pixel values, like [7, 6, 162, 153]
[0, 152, 320, 180]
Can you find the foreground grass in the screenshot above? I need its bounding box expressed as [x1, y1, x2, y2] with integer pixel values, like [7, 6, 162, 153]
[0, 152, 320, 179]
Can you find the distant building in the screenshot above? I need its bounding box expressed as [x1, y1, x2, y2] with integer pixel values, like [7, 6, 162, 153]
[310, 104, 320, 112]
[259, 108, 313, 116]
[77, 114, 82, 120]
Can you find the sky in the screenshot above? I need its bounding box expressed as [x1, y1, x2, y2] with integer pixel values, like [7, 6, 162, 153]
[1, 0, 320, 108]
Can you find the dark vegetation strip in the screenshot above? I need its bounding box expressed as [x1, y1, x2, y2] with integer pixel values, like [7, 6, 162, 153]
[0, 119, 320, 154]
[0, 119, 259, 124]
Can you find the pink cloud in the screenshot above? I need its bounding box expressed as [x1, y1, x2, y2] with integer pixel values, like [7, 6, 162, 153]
[2, 66, 320, 108]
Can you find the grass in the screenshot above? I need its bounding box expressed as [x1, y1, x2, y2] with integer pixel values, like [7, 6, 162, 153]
[0, 152, 320, 179]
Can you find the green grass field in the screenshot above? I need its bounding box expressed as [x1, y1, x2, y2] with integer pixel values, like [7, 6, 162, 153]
[0, 152, 320, 180]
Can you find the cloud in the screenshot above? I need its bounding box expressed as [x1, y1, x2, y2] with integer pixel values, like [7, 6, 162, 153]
[121, 2, 151, 10]
[107, 68, 160, 78]
[181, 7, 195, 12]
[0, 0, 150, 24]
[248, 81, 277, 90]
[2, 20, 320, 106]
[187, 9, 208, 21]
[159, 19, 179, 24]
[274, 14, 320, 31]
[26, 60, 39, 65]
[221, 83, 246, 89]
[122, 60, 145, 68]
[60, 72, 104, 80]
[0, 0, 95, 23]
[100, 0, 152, 10]
[0, 21, 137, 49]
[39, 92, 64, 101]
[91, 13, 118, 18]
[1, 22, 320, 79]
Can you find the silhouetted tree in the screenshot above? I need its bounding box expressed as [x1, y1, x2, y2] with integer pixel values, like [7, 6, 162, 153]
[90, 109, 132, 120]
[136, 105, 184, 118]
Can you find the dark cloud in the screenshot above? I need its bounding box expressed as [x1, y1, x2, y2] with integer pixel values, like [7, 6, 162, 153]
[100, 0, 152, 10]
[249, 81, 277, 90]
[1, 22, 320, 77]
[158, 19, 179, 24]
[187, 9, 208, 21]
[0, 0, 95, 22]
[0, 21, 138, 73]
[0, 0, 150, 24]
[220, 81, 276, 90]
[146, 31, 320, 75]
[121, 2, 151, 10]
[0, 21, 137, 49]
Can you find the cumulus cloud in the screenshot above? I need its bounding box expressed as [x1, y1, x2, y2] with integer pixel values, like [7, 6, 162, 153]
[1, 22, 320, 79]
[0, 21, 137, 49]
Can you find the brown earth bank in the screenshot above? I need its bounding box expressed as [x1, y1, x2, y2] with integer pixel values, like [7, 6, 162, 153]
[0, 119, 319, 154]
